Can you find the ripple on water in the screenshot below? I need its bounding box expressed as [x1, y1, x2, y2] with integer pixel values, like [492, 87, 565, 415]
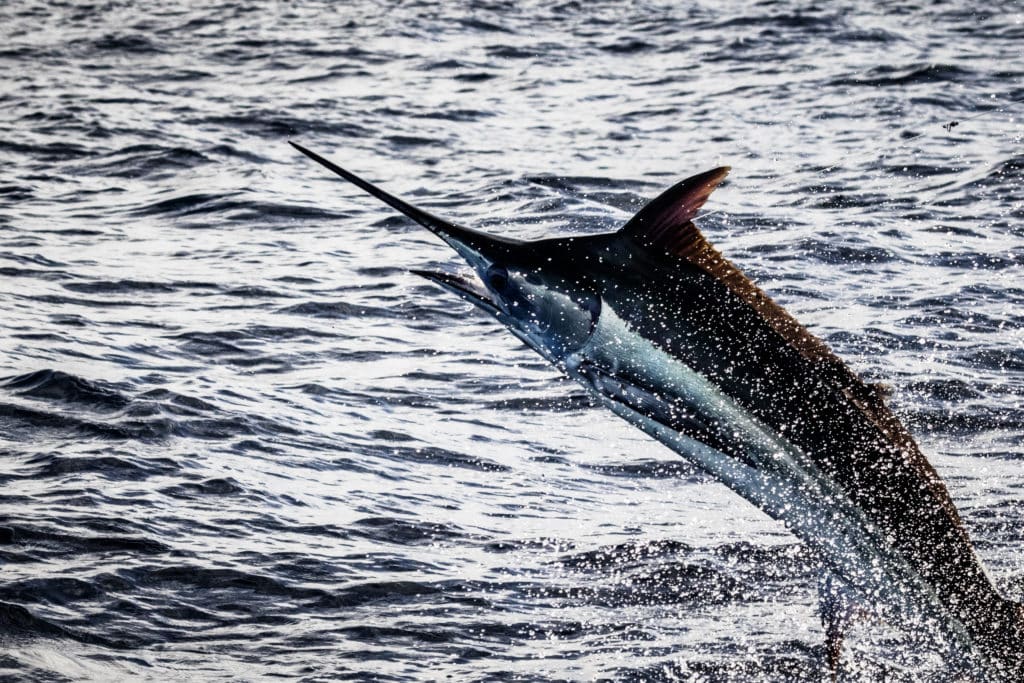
[1, 1, 1022, 680]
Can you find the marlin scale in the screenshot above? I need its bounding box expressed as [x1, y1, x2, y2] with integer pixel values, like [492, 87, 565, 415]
[291, 142, 1023, 679]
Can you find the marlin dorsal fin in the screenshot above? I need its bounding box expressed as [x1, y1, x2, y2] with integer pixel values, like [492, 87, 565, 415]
[616, 167, 854, 384]
[617, 166, 837, 368]
[618, 167, 730, 255]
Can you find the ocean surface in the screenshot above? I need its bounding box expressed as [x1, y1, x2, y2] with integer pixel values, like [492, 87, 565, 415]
[2, 1, 1023, 681]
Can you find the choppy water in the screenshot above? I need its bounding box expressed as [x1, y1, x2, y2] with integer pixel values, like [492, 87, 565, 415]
[1, 1, 1023, 681]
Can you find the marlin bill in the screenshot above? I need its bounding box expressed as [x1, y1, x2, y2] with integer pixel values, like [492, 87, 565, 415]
[290, 141, 1023, 680]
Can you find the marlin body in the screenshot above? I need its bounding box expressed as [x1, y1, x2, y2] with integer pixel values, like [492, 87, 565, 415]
[291, 142, 1023, 679]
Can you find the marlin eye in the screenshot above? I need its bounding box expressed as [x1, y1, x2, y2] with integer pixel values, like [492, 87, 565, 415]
[485, 265, 509, 291]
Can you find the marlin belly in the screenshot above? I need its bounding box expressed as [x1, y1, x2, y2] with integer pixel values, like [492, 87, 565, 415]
[563, 303, 985, 669]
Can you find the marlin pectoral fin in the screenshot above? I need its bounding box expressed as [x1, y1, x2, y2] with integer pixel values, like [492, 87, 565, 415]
[576, 360, 752, 466]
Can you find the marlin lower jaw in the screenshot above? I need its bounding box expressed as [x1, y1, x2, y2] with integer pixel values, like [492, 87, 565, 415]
[410, 269, 499, 316]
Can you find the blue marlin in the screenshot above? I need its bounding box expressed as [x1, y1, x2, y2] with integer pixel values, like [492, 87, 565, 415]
[290, 142, 1023, 679]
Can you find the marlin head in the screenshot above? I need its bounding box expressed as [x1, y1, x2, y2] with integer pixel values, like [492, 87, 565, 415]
[289, 141, 603, 365]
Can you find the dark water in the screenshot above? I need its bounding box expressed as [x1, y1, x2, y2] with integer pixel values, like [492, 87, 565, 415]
[2, 1, 1023, 680]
